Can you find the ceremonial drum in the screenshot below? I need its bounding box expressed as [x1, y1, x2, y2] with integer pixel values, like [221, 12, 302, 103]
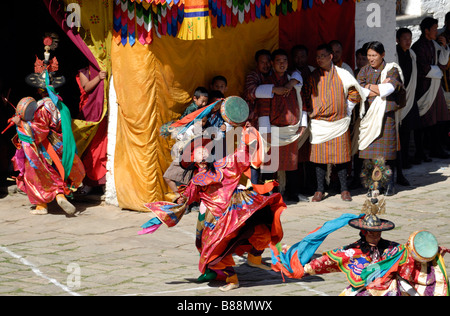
[407, 230, 439, 263]
[16, 97, 38, 121]
[220, 96, 249, 126]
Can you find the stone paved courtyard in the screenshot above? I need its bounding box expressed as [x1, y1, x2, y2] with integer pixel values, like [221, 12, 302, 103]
[0, 157, 449, 297]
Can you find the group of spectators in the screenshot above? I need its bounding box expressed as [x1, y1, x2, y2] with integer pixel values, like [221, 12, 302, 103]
[239, 15, 450, 202]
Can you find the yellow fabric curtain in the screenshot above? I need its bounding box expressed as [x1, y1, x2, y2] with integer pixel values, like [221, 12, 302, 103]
[112, 17, 279, 211]
[64, 0, 113, 156]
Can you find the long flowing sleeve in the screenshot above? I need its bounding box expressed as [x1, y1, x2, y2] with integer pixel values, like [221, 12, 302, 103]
[233, 140, 251, 174]
[29, 107, 52, 144]
[304, 254, 342, 275]
[180, 179, 201, 205]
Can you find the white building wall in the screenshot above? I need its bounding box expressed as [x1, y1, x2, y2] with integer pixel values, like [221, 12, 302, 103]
[354, 0, 450, 66]
[398, 0, 450, 43]
[105, 75, 119, 207]
[402, 0, 422, 16]
[420, 0, 450, 28]
[355, 0, 397, 62]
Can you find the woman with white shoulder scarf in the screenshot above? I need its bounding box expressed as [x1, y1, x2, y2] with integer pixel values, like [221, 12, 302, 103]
[357, 41, 405, 196]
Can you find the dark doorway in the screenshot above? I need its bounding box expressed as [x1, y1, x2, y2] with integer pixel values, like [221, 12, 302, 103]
[0, 0, 87, 184]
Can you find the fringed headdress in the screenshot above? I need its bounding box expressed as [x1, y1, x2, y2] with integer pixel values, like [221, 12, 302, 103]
[25, 36, 65, 89]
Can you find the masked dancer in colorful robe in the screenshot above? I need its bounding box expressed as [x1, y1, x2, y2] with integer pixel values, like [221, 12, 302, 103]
[9, 36, 85, 215]
[139, 97, 286, 292]
[270, 160, 449, 296]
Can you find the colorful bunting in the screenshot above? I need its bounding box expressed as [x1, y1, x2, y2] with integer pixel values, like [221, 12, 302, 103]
[120, 0, 128, 46]
[113, 0, 122, 44]
[114, 0, 356, 45]
[127, 0, 136, 46]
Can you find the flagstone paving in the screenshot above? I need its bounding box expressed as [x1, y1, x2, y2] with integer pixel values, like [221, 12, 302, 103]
[0, 157, 449, 297]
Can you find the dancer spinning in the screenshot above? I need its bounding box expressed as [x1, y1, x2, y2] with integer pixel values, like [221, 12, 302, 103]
[270, 159, 449, 296]
[139, 97, 286, 291]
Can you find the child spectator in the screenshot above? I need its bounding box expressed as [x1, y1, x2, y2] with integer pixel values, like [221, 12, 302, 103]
[181, 86, 209, 119]
[210, 75, 228, 96]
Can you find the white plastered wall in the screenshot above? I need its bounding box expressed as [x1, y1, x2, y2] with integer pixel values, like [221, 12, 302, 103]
[355, 0, 397, 63]
[104, 75, 119, 207]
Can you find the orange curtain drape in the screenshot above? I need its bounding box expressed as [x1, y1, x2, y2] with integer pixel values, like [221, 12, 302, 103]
[112, 17, 279, 211]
